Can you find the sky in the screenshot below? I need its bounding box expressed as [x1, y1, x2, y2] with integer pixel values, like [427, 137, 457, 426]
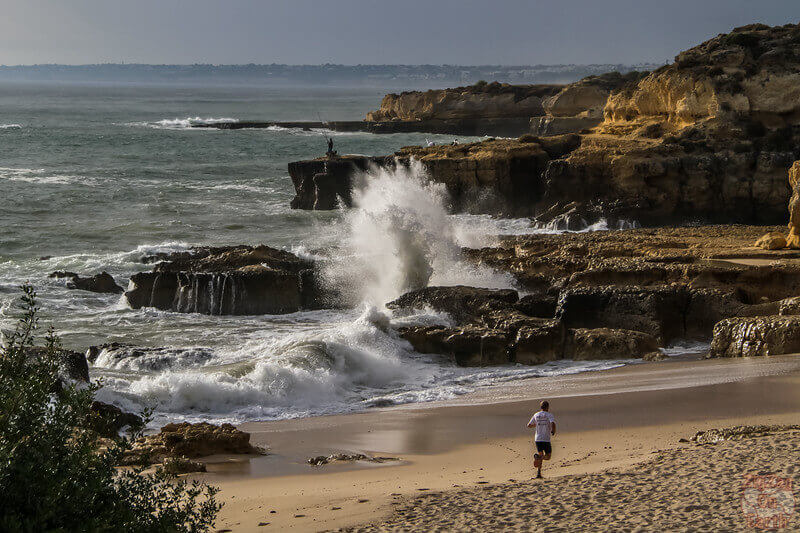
[0, 0, 797, 66]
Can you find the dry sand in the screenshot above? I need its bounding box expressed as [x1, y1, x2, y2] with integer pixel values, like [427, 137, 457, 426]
[203, 356, 800, 532]
[344, 427, 800, 532]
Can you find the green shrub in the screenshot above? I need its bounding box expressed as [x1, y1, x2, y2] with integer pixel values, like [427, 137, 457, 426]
[0, 285, 222, 532]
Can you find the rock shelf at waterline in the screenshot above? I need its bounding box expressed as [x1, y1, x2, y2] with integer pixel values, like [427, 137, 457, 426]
[124, 244, 337, 315]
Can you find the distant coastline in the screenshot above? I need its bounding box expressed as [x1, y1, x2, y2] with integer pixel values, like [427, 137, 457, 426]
[0, 62, 658, 88]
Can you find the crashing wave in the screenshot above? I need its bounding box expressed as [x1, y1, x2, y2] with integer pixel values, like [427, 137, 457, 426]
[130, 117, 239, 130]
[320, 159, 516, 306]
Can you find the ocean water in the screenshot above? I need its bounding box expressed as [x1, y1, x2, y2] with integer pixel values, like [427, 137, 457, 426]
[0, 82, 636, 425]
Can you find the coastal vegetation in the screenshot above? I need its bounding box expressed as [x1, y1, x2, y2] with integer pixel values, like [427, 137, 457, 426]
[0, 285, 222, 532]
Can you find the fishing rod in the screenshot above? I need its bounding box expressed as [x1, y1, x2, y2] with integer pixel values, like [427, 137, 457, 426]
[316, 108, 335, 156]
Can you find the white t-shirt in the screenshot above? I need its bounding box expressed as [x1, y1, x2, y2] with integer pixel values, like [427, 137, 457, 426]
[529, 411, 555, 442]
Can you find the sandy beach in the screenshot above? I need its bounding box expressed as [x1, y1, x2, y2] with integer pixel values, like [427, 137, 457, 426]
[202, 355, 800, 531]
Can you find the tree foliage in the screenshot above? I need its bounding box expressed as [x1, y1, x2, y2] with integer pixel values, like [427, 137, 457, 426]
[0, 285, 222, 532]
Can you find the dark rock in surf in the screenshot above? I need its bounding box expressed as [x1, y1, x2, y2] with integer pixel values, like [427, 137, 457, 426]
[24, 345, 90, 384]
[125, 244, 334, 315]
[386, 285, 519, 323]
[288, 156, 388, 210]
[49, 271, 124, 294]
[399, 324, 512, 366]
[88, 401, 144, 438]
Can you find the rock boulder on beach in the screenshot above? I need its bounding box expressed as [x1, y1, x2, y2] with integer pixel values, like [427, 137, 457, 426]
[122, 422, 259, 464]
[755, 231, 787, 250]
[87, 401, 144, 438]
[709, 315, 800, 357]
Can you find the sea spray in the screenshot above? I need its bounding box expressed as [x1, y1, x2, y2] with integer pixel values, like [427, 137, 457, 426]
[93, 303, 633, 423]
[322, 159, 516, 306]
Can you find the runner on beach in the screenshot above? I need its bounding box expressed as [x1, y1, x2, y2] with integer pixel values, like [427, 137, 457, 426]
[527, 400, 556, 479]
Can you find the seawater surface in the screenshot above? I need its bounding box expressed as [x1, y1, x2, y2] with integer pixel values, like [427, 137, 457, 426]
[1, 82, 633, 425]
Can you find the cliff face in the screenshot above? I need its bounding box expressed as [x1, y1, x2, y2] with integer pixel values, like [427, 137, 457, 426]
[392, 136, 580, 213]
[544, 71, 647, 119]
[293, 23, 800, 226]
[365, 82, 562, 122]
[532, 71, 647, 135]
[604, 23, 800, 127]
[536, 23, 800, 226]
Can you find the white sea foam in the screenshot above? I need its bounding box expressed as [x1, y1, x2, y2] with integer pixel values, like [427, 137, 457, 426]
[660, 340, 711, 358]
[129, 117, 239, 130]
[264, 125, 366, 137]
[92, 345, 216, 372]
[0, 167, 95, 186]
[93, 305, 633, 423]
[0, 123, 22, 129]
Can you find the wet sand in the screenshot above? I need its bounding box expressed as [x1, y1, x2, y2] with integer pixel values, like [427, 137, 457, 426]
[203, 355, 800, 531]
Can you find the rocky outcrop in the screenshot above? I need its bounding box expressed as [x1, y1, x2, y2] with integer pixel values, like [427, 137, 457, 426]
[709, 315, 800, 357]
[125, 245, 334, 315]
[788, 161, 800, 247]
[545, 72, 646, 119]
[87, 401, 143, 438]
[289, 136, 581, 214]
[289, 155, 388, 210]
[366, 82, 562, 122]
[122, 422, 259, 464]
[49, 271, 124, 294]
[398, 225, 800, 363]
[531, 72, 648, 136]
[24, 345, 90, 386]
[551, 23, 800, 225]
[554, 286, 777, 344]
[458, 226, 800, 356]
[564, 328, 659, 360]
[301, 24, 800, 225]
[391, 285, 669, 366]
[604, 24, 800, 127]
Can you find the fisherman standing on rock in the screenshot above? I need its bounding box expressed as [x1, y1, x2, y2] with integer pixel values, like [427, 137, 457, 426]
[326, 136, 337, 158]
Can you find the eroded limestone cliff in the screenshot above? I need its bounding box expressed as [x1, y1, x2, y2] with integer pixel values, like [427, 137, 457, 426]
[365, 82, 562, 122]
[604, 23, 800, 127]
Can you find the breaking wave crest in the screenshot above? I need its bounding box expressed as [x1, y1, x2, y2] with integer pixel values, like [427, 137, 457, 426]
[322, 159, 516, 305]
[95, 306, 630, 424]
[130, 117, 238, 130]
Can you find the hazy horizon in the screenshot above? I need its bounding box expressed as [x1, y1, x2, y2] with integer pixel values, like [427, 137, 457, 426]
[0, 1, 797, 66]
